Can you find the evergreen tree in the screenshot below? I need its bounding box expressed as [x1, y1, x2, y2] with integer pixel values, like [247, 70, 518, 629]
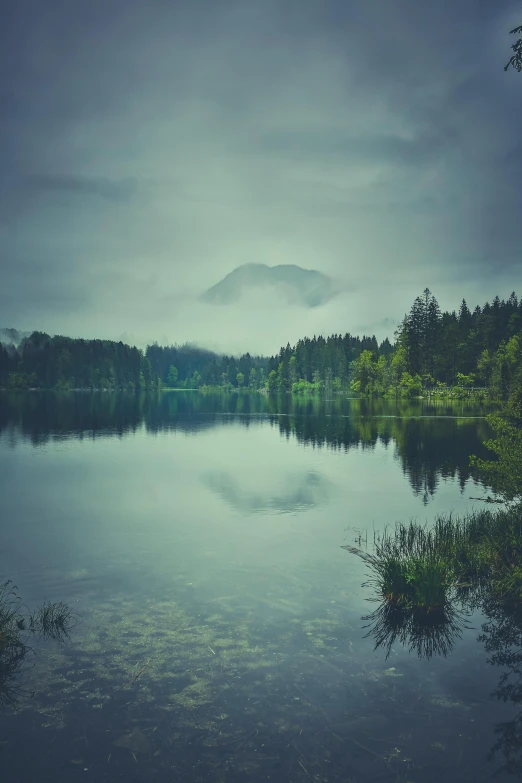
[167, 365, 178, 387]
[504, 24, 522, 72]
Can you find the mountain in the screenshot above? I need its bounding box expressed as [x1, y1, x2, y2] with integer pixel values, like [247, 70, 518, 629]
[201, 264, 338, 308]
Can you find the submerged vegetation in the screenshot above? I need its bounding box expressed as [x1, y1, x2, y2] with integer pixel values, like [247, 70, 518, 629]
[0, 579, 78, 707]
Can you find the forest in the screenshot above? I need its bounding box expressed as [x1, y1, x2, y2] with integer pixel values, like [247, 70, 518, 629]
[145, 343, 269, 392]
[0, 288, 521, 400]
[0, 332, 157, 392]
[267, 289, 522, 400]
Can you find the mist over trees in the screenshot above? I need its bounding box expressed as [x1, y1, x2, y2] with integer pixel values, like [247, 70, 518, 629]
[1, 289, 521, 400]
[145, 344, 269, 391]
[0, 333, 269, 392]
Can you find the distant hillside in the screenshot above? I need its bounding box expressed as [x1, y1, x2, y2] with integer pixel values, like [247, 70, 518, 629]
[201, 264, 338, 307]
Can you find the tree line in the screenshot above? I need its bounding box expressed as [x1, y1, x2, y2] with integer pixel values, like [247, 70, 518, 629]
[266, 334, 391, 394]
[1, 289, 521, 398]
[267, 289, 522, 400]
[0, 332, 270, 392]
[145, 343, 269, 391]
[0, 332, 157, 391]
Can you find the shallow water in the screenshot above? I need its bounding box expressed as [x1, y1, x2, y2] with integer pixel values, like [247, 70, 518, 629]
[0, 391, 519, 782]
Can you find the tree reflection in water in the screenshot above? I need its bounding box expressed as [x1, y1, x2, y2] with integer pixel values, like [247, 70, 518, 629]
[356, 554, 522, 776]
[478, 596, 522, 776]
[0, 391, 494, 503]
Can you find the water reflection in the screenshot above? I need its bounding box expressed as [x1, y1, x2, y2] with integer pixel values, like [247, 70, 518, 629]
[479, 597, 522, 776]
[359, 561, 522, 775]
[0, 579, 78, 708]
[0, 391, 494, 503]
[203, 470, 331, 515]
[362, 599, 469, 660]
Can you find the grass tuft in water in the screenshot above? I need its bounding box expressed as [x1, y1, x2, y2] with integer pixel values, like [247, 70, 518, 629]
[0, 579, 79, 707]
[346, 504, 522, 618]
[364, 520, 456, 613]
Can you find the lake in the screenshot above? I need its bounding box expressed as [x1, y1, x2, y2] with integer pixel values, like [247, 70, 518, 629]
[0, 391, 519, 782]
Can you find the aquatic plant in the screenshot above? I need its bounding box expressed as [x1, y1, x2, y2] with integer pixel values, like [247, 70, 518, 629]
[349, 520, 458, 613]
[344, 504, 522, 656]
[0, 579, 79, 707]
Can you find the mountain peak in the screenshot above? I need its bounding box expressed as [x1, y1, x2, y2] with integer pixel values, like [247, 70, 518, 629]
[201, 264, 337, 308]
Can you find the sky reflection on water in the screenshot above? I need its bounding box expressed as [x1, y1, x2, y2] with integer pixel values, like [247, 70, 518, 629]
[1, 391, 518, 782]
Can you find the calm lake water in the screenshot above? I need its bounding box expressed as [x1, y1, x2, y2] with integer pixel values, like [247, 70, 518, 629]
[0, 391, 519, 782]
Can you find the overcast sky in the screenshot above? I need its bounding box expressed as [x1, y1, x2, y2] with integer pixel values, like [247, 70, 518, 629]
[1, 0, 521, 355]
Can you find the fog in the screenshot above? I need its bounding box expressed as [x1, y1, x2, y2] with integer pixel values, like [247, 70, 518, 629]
[1, 0, 521, 354]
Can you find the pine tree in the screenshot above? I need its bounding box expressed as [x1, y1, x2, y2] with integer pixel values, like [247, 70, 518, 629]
[426, 293, 442, 377]
[406, 296, 426, 375]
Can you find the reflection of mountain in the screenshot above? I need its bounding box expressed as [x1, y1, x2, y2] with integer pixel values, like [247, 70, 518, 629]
[201, 264, 338, 308]
[0, 392, 493, 501]
[203, 470, 331, 515]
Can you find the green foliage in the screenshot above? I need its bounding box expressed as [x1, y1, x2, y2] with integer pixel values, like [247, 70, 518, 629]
[363, 520, 457, 612]
[3, 286, 521, 399]
[397, 372, 423, 398]
[291, 379, 320, 395]
[146, 343, 268, 391]
[166, 365, 179, 387]
[190, 370, 201, 388]
[267, 369, 277, 394]
[350, 350, 376, 395]
[288, 355, 297, 386]
[455, 372, 476, 388]
[0, 337, 272, 393]
[276, 361, 289, 393]
[7, 372, 38, 389]
[0, 333, 158, 391]
[267, 333, 380, 395]
[471, 407, 522, 505]
[347, 504, 522, 620]
[266, 289, 522, 399]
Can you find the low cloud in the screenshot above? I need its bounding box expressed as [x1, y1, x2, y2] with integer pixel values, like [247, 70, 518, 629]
[24, 175, 138, 202]
[0, 0, 521, 349]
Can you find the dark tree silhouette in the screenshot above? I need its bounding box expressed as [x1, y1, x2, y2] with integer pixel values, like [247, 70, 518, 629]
[505, 25, 522, 72]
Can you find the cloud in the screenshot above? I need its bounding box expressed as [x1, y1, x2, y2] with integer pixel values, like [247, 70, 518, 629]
[250, 128, 456, 169]
[203, 470, 332, 515]
[0, 0, 521, 351]
[24, 175, 138, 202]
